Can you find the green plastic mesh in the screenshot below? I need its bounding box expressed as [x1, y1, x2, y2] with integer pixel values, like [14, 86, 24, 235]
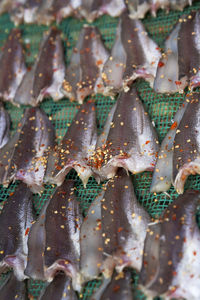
[0, 1, 200, 299]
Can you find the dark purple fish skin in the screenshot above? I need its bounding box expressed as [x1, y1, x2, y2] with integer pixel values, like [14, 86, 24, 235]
[0, 272, 27, 300]
[139, 190, 200, 299]
[92, 87, 159, 181]
[101, 169, 150, 278]
[32, 27, 65, 104]
[62, 25, 109, 104]
[39, 273, 78, 300]
[0, 107, 55, 193]
[173, 93, 200, 194]
[0, 28, 26, 103]
[0, 183, 34, 281]
[100, 269, 133, 300]
[0, 102, 10, 148]
[25, 181, 82, 291]
[45, 101, 97, 187]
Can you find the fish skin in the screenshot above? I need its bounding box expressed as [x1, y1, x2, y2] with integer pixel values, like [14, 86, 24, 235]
[0, 28, 26, 104]
[25, 181, 82, 291]
[0, 183, 34, 281]
[101, 169, 150, 278]
[0, 0, 12, 14]
[50, 0, 80, 23]
[150, 100, 188, 193]
[0, 272, 27, 300]
[126, 0, 151, 19]
[9, 0, 26, 25]
[62, 25, 109, 104]
[139, 190, 200, 300]
[23, 0, 42, 23]
[102, 13, 161, 95]
[92, 87, 159, 181]
[39, 273, 78, 300]
[173, 93, 200, 194]
[100, 269, 133, 300]
[0, 107, 55, 193]
[0, 103, 10, 148]
[80, 191, 104, 284]
[45, 101, 97, 188]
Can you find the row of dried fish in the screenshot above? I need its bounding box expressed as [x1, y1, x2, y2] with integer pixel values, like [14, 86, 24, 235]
[0, 0, 194, 26]
[0, 171, 200, 299]
[0, 87, 159, 193]
[2, 10, 200, 107]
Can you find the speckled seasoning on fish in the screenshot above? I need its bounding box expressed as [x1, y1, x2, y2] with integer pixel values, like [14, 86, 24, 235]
[0, 183, 34, 281]
[62, 25, 109, 104]
[102, 12, 161, 96]
[25, 181, 82, 292]
[139, 190, 200, 300]
[45, 101, 97, 187]
[92, 87, 159, 181]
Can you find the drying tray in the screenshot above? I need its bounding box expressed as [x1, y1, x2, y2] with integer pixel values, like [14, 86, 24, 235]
[1, 2, 200, 299]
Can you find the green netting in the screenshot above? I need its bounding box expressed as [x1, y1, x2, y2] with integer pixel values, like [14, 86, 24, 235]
[0, 1, 200, 299]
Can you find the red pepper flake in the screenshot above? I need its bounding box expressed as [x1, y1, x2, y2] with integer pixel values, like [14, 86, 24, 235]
[113, 285, 120, 293]
[170, 121, 177, 130]
[193, 251, 197, 256]
[118, 227, 123, 233]
[172, 214, 176, 221]
[56, 165, 62, 171]
[25, 228, 30, 236]
[172, 271, 177, 276]
[96, 59, 103, 65]
[9, 192, 14, 196]
[158, 62, 165, 67]
[85, 47, 90, 53]
[145, 140, 150, 145]
[175, 81, 182, 85]
[183, 237, 187, 243]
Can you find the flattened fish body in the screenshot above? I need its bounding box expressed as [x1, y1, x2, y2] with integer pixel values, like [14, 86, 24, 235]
[150, 100, 188, 193]
[0, 29, 26, 103]
[173, 93, 200, 194]
[0, 103, 10, 148]
[62, 25, 109, 103]
[0, 107, 55, 193]
[92, 87, 159, 181]
[139, 190, 200, 300]
[0, 272, 27, 300]
[0, 183, 33, 280]
[154, 11, 200, 93]
[45, 101, 97, 187]
[80, 192, 103, 284]
[102, 13, 161, 95]
[100, 269, 133, 300]
[39, 273, 78, 300]
[101, 169, 150, 278]
[25, 181, 82, 291]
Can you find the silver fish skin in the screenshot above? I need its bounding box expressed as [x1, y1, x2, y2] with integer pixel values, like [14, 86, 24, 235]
[0, 29, 26, 104]
[45, 101, 97, 188]
[0, 107, 55, 193]
[101, 169, 150, 279]
[38, 273, 78, 300]
[23, 0, 43, 23]
[0, 103, 10, 148]
[15, 28, 65, 106]
[50, 0, 81, 23]
[126, 0, 151, 19]
[154, 11, 200, 94]
[0, 272, 27, 300]
[100, 269, 133, 300]
[102, 13, 161, 96]
[92, 87, 159, 181]
[79, 0, 125, 23]
[0, 183, 34, 281]
[150, 100, 188, 193]
[173, 93, 200, 194]
[80, 191, 104, 284]
[139, 190, 200, 300]
[25, 181, 82, 292]
[62, 25, 109, 104]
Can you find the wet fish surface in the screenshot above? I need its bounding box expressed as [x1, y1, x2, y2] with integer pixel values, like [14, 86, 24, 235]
[0, 107, 55, 193]
[102, 12, 161, 96]
[0, 102, 10, 148]
[25, 181, 82, 292]
[139, 189, 200, 300]
[0, 29, 26, 104]
[14, 27, 65, 106]
[38, 272, 78, 300]
[0, 183, 34, 281]
[92, 87, 159, 181]
[45, 101, 97, 187]
[62, 25, 109, 103]
[0, 272, 27, 300]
